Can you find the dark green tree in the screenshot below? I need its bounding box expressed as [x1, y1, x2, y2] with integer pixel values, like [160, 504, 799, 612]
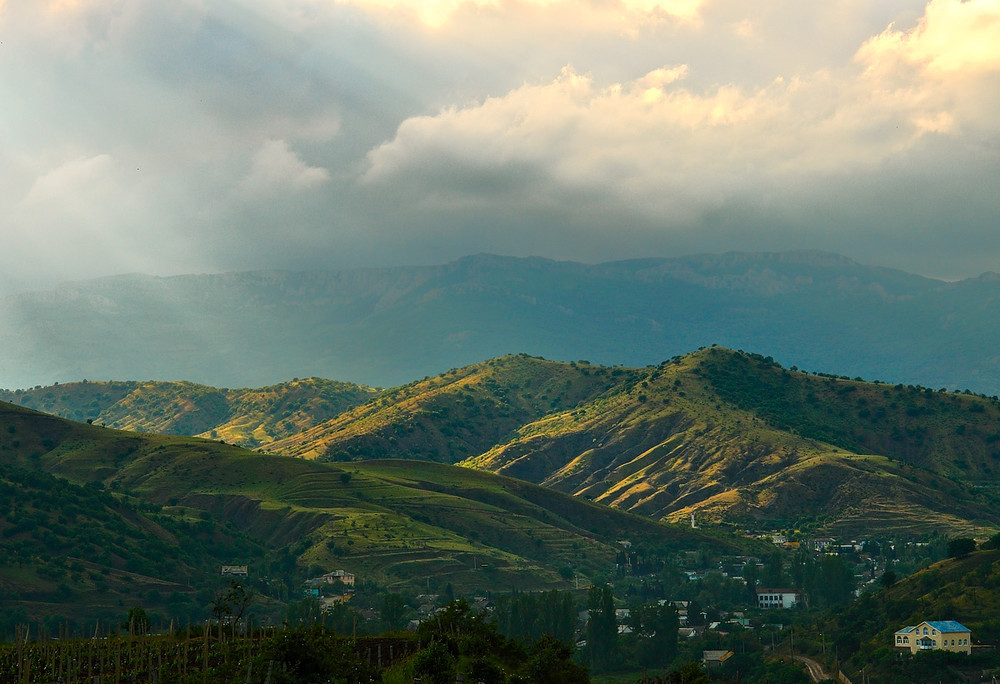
[586, 583, 618, 671]
[124, 606, 150, 635]
[381, 593, 408, 631]
[947, 537, 976, 558]
[413, 640, 457, 684]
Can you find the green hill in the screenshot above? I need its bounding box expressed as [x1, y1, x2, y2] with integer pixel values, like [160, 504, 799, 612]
[15, 347, 1000, 537]
[0, 399, 741, 630]
[263, 355, 636, 462]
[266, 349, 1000, 536]
[0, 377, 378, 449]
[815, 546, 1000, 682]
[468, 348, 1000, 535]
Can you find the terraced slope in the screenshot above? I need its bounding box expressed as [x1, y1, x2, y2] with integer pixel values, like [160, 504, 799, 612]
[466, 349, 1000, 534]
[0, 400, 741, 625]
[0, 377, 377, 448]
[255, 349, 1000, 536]
[263, 355, 636, 462]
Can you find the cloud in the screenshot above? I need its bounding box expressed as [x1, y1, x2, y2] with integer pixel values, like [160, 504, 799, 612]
[859, 0, 1000, 74]
[239, 139, 331, 196]
[361, 0, 1000, 232]
[340, 0, 706, 29]
[3, 0, 1000, 291]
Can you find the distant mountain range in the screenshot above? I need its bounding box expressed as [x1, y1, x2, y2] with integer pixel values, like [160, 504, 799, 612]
[4, 250, 1000, 393]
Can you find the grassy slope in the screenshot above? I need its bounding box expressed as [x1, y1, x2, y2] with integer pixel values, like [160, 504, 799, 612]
[263, 355, 638, 463]
[467, 349, 1000, 535]
[14, 348, 1000, 536]
[0, 400, 742, 622]
[818, 547, 1000, 681]
[0, 378, 378, 449]
[254, 349, 1000, 536]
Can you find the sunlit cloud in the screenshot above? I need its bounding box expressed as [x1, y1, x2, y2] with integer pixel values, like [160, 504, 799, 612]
[339, 0, 705, 28]
[363, 0, 1000, 227]
[858, 0, 1000, 74]
[2, 0, 1000, 290]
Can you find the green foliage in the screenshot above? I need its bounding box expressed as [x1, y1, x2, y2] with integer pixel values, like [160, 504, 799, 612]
[947, 537, 977, 558]
[255, 624, 380, 684]
[413, 599, 587, 684]
[412, 640, 457, 684]
[381, 593, 409, 631]
[124, 606, 150, 635]
[586, 584, 617, 671]
[494, 590, 576, 644]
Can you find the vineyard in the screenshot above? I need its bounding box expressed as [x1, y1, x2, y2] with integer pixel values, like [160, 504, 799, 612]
[0, 623, 417, 683]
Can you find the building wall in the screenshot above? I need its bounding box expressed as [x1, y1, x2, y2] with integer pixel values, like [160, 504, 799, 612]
[894, 623, 971, 654]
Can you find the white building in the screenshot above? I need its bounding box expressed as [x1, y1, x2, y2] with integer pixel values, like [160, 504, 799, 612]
[756, 587, 800, 609]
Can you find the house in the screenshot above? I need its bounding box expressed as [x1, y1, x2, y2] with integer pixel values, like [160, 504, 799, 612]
[894, 621, 971, 654]
[220, 565, 248, 577]
[702, 650, 734, 669]
[756, 587, 800, 609]
[319, 569, 355, 586]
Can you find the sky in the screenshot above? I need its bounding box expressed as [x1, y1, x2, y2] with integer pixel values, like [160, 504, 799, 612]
[2, 0, 1000, 293]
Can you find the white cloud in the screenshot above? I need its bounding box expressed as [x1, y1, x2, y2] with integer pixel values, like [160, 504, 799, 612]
[362, 0, 1000, 227]
[338, 0, 706, 29]
[3, 0, 1000, 288]
[239, 139, 331, 196]
[858, 0, 1000, 74]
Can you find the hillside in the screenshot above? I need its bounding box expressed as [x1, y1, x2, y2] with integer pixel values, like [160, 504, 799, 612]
[468, 349, 1000, 534]
[0, 399, 741, 628]
[0, 378, 378, 449]
[266, 349, 1000, 536]
[13, 347, 1000, 537]
[5, 251, 1000, 393]
[816, 546, 1000, 682]
[263, 354, 638, 462]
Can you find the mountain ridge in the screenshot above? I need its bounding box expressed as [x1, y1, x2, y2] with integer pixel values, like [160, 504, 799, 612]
[4, 250, 1000, 392]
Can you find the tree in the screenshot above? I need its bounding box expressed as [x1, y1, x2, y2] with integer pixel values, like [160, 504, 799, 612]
[211, 580, 255, 632]
[258, 624, 378, 684]
[764, 551, 786, 587]
[743, 560, 760, 602]
[981, 532, 1000, 550]
[524, 634, 589, 683]
[124, 606, 150, 636]
[381, 593, 408, 631]
[947, 538, 976, 558]
[627, 602, 679, 667]
[413, 640, 457, 684]
[586, 583, 618, 671]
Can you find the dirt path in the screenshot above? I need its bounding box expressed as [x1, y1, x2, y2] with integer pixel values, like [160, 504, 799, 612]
[791, 654, 832, 682]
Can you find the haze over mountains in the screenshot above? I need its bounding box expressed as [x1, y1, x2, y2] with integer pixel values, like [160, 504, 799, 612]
[4, 250, 1000, 393]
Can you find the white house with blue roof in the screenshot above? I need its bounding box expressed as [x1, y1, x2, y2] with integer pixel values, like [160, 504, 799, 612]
[894, 620, 971, 654]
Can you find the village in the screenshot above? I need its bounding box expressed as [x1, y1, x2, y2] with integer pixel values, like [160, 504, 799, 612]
[212, 526, 977, 678]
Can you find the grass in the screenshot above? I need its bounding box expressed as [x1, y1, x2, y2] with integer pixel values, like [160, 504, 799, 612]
[0, 399, 743, 628]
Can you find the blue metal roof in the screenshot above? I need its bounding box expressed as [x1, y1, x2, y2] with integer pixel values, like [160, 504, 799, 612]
[925, 621, 970, 633]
